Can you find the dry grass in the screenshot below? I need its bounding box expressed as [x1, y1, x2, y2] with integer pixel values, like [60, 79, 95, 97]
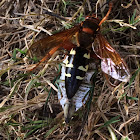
[0, 0, 140, 139]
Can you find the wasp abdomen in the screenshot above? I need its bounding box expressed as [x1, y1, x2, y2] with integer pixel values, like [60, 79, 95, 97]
[65, 47, 90, 99]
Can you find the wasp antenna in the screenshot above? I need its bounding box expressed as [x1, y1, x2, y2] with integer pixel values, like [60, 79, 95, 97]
[99, 2, 113, 26]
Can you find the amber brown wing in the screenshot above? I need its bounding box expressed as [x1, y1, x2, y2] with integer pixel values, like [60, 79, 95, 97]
[29, 25, 80, 60]
[93, 34, 130, 82]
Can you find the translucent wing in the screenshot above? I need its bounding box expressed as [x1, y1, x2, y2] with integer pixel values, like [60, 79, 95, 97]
[27, 26, 80, 70]
[29, 25, 80, 60]
[93, 34, 130, 82]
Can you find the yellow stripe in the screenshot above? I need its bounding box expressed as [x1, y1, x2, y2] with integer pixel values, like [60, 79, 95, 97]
[65, 60, 69, 64]
[70, 48, 76, 55]
[66, 63, 73, 68]
[83, 53, 90, 59]
[65, 73, 71, 77]
[76, 76, 84, 80]
[78, 65, 88, 72]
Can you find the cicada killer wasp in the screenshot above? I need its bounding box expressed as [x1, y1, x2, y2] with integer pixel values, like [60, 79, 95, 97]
[28, 3, 130, 123]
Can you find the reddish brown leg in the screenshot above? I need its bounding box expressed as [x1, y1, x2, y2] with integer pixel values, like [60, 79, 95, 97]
[29, 46, 60, 71]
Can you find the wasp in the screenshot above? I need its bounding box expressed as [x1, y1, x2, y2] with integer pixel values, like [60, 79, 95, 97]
[28, 3, 130, 123]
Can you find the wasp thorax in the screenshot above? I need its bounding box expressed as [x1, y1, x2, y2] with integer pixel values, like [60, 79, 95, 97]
[78, 19, 100, 47]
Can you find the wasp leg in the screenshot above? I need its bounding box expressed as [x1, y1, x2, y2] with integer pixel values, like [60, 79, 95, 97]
[29, 46, 60, 71]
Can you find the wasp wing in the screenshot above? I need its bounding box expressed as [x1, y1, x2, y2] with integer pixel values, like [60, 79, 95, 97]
[93, 34, 130, 82]
[29, 25, 80, 60]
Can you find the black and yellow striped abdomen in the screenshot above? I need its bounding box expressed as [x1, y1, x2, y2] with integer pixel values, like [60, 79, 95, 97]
[65, 47, 90, 99]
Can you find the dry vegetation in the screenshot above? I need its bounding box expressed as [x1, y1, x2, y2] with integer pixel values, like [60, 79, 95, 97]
[0, 0, 140, 139]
